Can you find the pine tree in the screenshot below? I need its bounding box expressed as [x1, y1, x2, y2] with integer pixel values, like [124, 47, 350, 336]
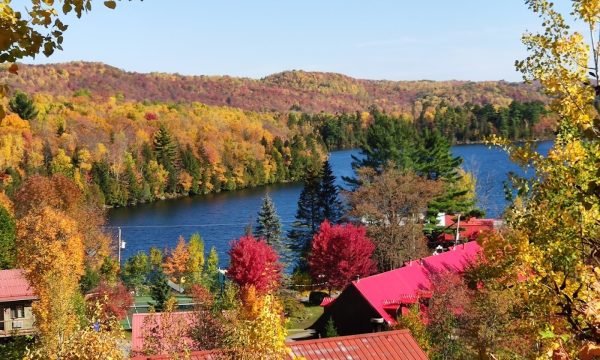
[254, 194, 284, 256]
[149, 268, 171, 312]
[288, 167, 322, 263]
[153, 124, 179, 192]
[318, 160, 343, 224]
[8, 91, 38, 120]
[324, 317, 338, 338]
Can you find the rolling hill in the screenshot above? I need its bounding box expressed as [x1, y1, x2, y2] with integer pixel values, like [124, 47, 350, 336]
[2, 62, 545, 115]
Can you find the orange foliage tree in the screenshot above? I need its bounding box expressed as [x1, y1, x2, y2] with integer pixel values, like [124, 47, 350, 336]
[163, 236, 190, 284]
[16, 206, 84, 353]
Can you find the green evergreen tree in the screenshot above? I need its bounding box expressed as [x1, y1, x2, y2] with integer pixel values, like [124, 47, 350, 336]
[288, 167, 322, 264]
[149, 268, 171, 311]
[318, 159, 343, 224]
[417, 130, 478, 223]
[0, 206, 16, 269]
[153, 124, 179, 192]
[181, 145, 202, 194]
[8, 91, 38, 120]
[349, 109, 419, 176]
[324, 317, 339, 338]
[254, 194, 284, 256]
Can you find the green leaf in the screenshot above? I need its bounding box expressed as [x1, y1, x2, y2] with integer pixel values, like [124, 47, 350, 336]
[104, 1, 117, 9]
[539, 329, 555, 339]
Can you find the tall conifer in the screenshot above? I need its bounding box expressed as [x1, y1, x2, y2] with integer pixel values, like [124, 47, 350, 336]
[288, 167, 322, 263]
[318, 160, 343, 224]
[254, 194, 285, 256]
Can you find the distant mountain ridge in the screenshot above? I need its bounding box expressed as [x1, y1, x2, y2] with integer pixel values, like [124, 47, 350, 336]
[2, 62, 546, 114]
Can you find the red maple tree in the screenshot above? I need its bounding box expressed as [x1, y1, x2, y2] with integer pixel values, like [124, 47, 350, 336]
[309, 220, 377, 292]
[87, 280, 133, 323]
[227, 235, 282, 295]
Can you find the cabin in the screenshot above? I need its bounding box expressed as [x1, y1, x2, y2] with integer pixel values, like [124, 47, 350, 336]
[434, 213, 499, 245]
[130, 329, 429, 360]
[310, 241, 481, 337]
[0, 269, 37, 337]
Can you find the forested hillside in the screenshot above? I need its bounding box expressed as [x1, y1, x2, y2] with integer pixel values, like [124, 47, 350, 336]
[0, 62, 554, 208]
[1, 62, 546, 114]
[0, 93, 325, 206]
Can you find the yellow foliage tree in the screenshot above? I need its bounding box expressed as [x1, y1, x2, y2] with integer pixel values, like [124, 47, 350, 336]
[16, 206, 85, 354]
[225, 288, 288, 360]
[486, 0, 600, 356]
[186, 233, 205, 285]
[24, 300, 125, 360]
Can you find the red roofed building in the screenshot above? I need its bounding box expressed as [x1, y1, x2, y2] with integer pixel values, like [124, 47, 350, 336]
[310, 241, 481, 336]
[436, 214, 499, 244]
[131, 329, 428, 360]
[0, 269, 37, 337]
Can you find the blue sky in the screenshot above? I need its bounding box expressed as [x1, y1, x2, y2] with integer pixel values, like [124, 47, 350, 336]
[22, 1, 578, 81]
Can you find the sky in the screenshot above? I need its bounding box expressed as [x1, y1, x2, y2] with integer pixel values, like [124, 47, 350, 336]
[21, 1, 581, 81]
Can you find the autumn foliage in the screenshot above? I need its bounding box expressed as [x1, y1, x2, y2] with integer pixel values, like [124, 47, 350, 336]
[308, 220, 376, 291]
[227, 235, 282, 295]
[16, 206, 85, 352]
[163, 236, 190, 283]
[87, 281, 133, 323]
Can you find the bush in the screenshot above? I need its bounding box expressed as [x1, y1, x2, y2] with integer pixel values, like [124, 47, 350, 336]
[281, 293, 306, 320]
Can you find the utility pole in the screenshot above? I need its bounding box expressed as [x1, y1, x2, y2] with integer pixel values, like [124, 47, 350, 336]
[118, 227, 126, 267]
[454, 213, 461, 245]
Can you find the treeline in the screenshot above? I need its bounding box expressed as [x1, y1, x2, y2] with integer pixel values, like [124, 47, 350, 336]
[421, 100, 551, 142]
[299, 100, 551, 151]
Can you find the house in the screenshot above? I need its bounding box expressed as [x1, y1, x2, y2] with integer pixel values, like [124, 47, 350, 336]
[131, 329, 428, 359]
[0, 269, 37, 337]
[435, 213, 499, 244]
[310, 241, 481, 336]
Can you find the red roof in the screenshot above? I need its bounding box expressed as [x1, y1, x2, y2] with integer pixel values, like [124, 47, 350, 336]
[319, 296, 335, 307]
[131, 329, 428, 360]
[0, 269, 36, 302]
[287, 329, 428, 360]
[352, 241, 481, 324]
[131, 312, 195, 353]
[440, 215, 496, 242]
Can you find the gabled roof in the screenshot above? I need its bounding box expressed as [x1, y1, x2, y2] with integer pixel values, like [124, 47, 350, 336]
[352, 241, 481, 324]
[0, 269, 36, 302]
[131, 329, 428, 360]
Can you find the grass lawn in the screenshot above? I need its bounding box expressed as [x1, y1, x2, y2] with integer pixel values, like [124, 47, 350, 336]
[287, 304, 323, 330]
[133, 293, 193, 306]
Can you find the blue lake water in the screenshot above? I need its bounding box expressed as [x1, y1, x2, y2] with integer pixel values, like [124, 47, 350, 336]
[107, 140, 553, 263]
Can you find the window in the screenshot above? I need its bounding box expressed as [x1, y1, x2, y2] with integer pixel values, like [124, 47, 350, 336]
[11, 306, 24, 319]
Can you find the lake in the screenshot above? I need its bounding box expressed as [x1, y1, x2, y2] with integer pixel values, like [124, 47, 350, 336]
[107, 140, 553, 263]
